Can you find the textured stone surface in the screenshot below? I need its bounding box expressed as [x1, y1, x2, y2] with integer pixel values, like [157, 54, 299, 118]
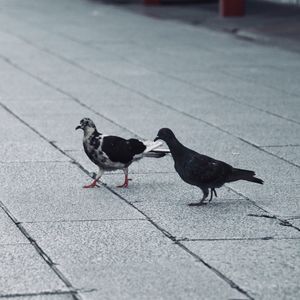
[0, 0, 299, 299]
[0, 162, 143, 222]
[25, 221, 243, 300]
[184, 239, 300, 300]
[0, 244, 68, 295]
[110, 173, 300, 240]
[0, 208, 28, 245]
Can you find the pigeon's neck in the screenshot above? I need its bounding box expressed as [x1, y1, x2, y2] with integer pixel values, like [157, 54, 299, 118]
[83, 127, 98, 138]
[166, 137, 186, 159]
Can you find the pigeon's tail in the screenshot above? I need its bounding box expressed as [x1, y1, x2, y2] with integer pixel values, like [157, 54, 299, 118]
[227, 168, 264, 184]
[144, 148, 170, 158]
[142, 140, 164, 153]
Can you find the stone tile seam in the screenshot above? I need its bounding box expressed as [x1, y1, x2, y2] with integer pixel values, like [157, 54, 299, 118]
[0, 290, 74, 299]
[179, 237, 300, 242]
[0, 287, 95, 299]
[1, 25, 299, 127]
[0, 202, 81, 299]
[0, 51, 298, 171]
[220, 67, 300, 103]
[226, 186, 300, 233]
[22, 218, 147, 224]
[260, 144, 300, 148]
[0, 54, 140, 139]
[20, 25, 300, 126]
[0, 57, 298, 232]
[0, 103, 254, 300]
[16, 28, 300, 127]
[3, 17, 299, 126]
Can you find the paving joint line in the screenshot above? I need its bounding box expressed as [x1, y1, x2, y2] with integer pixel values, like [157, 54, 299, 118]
[178, 237, 300, 242]
[0, 106, 82, 300]
[0, 200, 82, 300]
[0, 37, 298, 169]
[0, 54, 141, 139]
[0, 102, 254, 300]
[226, 186, 300, 232]
[22, 218, 147, 224]
[1, 9, 299, 128]
[1, 52, 299, 233]
[48, 28, 300, 126]
[0, 291, 74, 299]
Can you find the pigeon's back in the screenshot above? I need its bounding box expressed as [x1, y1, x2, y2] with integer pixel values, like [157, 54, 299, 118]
[174, 147, 232, 189]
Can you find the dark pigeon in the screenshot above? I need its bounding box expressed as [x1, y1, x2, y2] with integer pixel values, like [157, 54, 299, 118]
[154, 128, 263, 206]
[76, 118, 169, 188]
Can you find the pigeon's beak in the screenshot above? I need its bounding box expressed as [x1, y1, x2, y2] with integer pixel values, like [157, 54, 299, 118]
[75, 125, 82, 130]
[154, 136, 160, 142]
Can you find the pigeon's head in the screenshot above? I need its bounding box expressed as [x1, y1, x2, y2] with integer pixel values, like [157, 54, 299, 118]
[154, 128, 176, 144]
[75, 118, 96, 131]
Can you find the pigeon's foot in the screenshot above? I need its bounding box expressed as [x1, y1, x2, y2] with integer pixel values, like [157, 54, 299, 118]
[117, 183, 128, 188]
[117, 174, 130, 188]
[83, 180, 98, 188]
[188, 202, 207, 206]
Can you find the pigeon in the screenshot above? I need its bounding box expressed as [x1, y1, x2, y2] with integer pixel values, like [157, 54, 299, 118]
[76, 118, 170, 188]
[154, 128, 264, 206]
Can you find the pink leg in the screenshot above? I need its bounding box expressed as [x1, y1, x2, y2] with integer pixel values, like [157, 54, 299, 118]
[117, 174, 129, 188]
[117, 168, 129, 188]
[83, 168, 103, 188]
[83, 179, 98, 188]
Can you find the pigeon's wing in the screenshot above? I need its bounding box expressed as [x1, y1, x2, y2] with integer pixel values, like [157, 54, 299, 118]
[101, 136, 146, 164]
[183, 153, 232, 185]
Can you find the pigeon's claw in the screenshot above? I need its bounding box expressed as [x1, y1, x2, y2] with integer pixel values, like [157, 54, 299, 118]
[83, 179, 98, 188]
[117, 174, 129, 188]
[117, 182, 129, 188]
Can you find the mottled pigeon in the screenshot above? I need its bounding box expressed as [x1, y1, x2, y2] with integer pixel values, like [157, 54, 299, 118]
[76, 118, 169, 188]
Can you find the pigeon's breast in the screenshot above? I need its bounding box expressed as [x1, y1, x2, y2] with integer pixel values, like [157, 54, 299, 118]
[84, 140, 126, 171]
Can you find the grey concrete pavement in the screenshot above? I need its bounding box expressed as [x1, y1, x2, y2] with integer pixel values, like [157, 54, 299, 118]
[0, 0, 299, 299]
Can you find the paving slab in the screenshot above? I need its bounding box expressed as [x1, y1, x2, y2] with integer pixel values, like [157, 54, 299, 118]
[261, 145, 300, 167]
[111, 172, 300, 240]
[24, 220, 243, 300]
[0, 106, 68, 162]
[290, 218, 300, 229]
[0, 162, 143, 222]
[183, 239, 300, 300]
[0, 98, 140, 151]
[0, 207, 28, 245]
[101, 71, 299, 147]
[0, 244, 68, 296]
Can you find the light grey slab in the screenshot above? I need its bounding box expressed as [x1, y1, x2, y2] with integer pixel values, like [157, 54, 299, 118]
[1, 98, 137, 151]
[24, 220, 243, 300]
[110, 173, 300, 240]
[0, 244, 68, 295]
[261, 145, 300, 167]
[183, 239, 300, 300]
[290, 218, 300, 229]
[0, 208, 28, 245]
[0, 107, 43, 143]
[176, 71, 300, 123]
[0, 142, 68, 163]
[104, 71, 299, 146]
[222, 66, 300, 96]
[0, 162, 143, 222]
[0, 106, 68, 162]
[0, 64, 64, 100]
